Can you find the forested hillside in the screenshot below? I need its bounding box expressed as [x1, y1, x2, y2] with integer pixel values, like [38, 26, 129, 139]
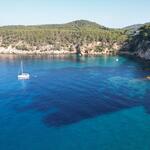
[0, 20, 150, 59]
[0, 20, 127, 54]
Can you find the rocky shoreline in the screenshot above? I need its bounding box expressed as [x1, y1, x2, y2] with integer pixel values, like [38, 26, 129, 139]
[0, 41, 121, 56]
[119, 50, 150, 60]
[0, 47, 76, 55]
[0, 47, 119, 56]
[0, 46, 150, 60]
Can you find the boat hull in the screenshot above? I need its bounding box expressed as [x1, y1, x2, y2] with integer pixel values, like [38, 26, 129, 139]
[18, 73, 30, 80]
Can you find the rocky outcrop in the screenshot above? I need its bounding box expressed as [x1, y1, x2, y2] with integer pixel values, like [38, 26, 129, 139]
[0, 46, 76, 55]
[0, 41, 122, 55]
[121, 24, 150, 60]
[78, 41, 122, 55]
[134, 41, 150, 59]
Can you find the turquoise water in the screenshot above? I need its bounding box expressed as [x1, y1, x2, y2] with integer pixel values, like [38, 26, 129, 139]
[0, 54, 150, 150]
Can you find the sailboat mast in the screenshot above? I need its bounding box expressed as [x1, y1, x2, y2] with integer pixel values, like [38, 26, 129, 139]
[21, 61, 23, 74]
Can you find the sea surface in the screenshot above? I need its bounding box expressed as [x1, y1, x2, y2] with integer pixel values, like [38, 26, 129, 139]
[0, 54, 150, 150]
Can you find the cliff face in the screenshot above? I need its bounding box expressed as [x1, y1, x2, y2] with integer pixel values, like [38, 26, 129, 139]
[0, 40, 122, 55]
[134, 41, 150, 59]
[79, 41, 122, 55]
[122, 24, 150, 60]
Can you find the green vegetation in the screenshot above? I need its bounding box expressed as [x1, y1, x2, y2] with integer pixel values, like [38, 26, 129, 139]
[2, 20, 149, 57]
[95, 46, 104, 52]
[0, 20, 127, 51]
[138, 24, 150, 40]
[126, 24, 150, 52]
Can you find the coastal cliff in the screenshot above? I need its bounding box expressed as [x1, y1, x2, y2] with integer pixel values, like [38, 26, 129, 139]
[0, 41, 122, 55]
[0, 20, 150, 59]
[121, 24, 150, 60]
[0, 20, 126, 55]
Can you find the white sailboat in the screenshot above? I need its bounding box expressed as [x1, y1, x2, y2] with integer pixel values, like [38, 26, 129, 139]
[18, 61, 30, 80]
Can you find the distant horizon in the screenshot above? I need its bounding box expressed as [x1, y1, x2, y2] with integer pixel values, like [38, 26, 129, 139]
[0, 19, 148, 29]
[0, 0, 150, 28]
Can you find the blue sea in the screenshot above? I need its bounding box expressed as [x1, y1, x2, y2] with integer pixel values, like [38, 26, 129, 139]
[0, 54, 150, 150]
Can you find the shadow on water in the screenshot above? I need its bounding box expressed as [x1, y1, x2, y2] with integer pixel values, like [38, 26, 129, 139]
[15, 84, 150, 127]
[2, 54, 150, 127]
[14, 64, 150, 127]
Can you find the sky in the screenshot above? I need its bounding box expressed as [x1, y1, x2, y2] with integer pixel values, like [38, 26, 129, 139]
[0, 0, 150, 28]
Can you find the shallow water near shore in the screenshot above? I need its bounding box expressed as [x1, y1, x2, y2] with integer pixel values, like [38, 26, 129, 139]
[0, 54, 150, 150]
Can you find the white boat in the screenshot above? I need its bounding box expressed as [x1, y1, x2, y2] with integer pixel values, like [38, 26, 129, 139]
[18, 61, 30, 80]
[146, 76, 150, 80]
